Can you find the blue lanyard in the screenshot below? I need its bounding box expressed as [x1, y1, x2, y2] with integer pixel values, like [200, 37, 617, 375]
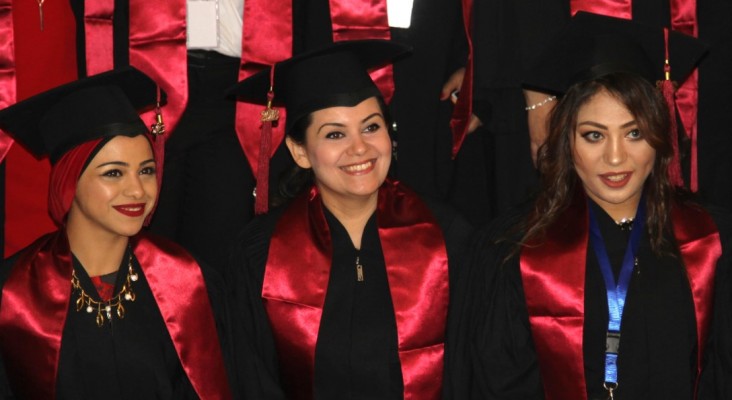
[587, 200, 645, 393]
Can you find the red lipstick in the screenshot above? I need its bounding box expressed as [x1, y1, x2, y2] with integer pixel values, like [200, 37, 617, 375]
[599, 171, 632, 188]
[113, 203, 146, 217]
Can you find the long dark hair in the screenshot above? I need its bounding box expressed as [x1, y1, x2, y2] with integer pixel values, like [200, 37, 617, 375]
[521, 72, 675, 254]
[272, 96, 393, 206]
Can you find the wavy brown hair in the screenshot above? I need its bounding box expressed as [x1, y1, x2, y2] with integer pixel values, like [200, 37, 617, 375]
[521, 72, 675, 254]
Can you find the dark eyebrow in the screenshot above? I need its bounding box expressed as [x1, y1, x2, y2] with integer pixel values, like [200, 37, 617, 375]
[96, 161, 128, 169]
[577, 120, 637, 130]
[317, 122, 346, 135]
[96, 158, 155, 169]
[316, 112, 385, 135]
[362, 112, 384, 123]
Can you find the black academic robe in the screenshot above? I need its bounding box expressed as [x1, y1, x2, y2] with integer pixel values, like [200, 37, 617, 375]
[445, 199, 732, 399]
[229, 195, 473, 399]
[0, 236, 246, 399]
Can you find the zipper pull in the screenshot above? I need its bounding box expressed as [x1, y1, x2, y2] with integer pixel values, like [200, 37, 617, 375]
[356, 256, 364, 282]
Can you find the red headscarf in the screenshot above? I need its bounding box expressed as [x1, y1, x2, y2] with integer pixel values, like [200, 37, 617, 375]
[47, 138, 104, 226]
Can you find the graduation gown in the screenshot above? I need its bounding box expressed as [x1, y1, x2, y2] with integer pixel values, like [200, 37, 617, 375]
[229, 181, 473, 399]
[0, 232, 235, 399]
[445, 196, 732, 399]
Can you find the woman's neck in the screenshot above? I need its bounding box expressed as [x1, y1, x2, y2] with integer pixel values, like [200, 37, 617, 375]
[588, 193, 641, 224]
[65, 225, 129, 277]
[321, 193, 378, 249]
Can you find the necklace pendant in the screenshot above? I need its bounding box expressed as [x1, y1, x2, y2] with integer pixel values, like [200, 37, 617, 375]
[95, 308, 104, 327]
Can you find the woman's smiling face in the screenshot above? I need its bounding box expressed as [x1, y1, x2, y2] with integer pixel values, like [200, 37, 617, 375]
[286, 96, 391, 208]
[572, 89, 656, 220]
[68, 135, 157, 240]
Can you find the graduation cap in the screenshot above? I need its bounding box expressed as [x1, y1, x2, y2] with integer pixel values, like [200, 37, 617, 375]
[0, 66, 161, 164]
[228, 39, 409, 133]
[523, 11, 708, 95]
[227, 39, 410, 214]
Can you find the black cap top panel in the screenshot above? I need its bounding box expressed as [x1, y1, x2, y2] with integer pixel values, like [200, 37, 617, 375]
[523, 12, 708, 95]
[0, 67, 160, 163]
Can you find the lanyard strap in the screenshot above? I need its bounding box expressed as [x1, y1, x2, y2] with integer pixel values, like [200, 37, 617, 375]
[587, 199, 645, 390]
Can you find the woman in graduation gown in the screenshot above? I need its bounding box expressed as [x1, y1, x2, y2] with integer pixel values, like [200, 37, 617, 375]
[0, 68, 239, 399]
[227, 40, 473, 399]
[445, 13, 732, 400]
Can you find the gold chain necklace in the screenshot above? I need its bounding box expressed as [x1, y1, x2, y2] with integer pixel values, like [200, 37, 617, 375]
[71, 252, 138, 327]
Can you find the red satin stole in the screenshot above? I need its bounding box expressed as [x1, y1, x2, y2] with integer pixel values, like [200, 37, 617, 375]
[570, 0, 700, 190]
[263, 180, 449, 400]
[83, 0, 188, 135]
[329, 0, 394, 104]
[0, 231, 232, 400]
[520, 196, 721, 400]
[0, 0, 16, 162]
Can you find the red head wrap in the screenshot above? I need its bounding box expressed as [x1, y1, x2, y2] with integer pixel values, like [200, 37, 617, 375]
[47, 138, 104, 226]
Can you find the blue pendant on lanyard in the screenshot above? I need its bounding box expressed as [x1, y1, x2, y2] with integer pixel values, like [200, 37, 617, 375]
[588, 198, 645, 400]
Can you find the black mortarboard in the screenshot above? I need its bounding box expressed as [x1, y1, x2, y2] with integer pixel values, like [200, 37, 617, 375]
[227, 39, 410, 133]
[523, 11, 708, 95]
[0, 66, 160, 164]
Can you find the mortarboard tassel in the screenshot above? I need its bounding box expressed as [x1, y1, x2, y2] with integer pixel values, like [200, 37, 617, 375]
[658, 28, 684, 188]
[256, 86, 279, 215]
[146, 89, 166, 226]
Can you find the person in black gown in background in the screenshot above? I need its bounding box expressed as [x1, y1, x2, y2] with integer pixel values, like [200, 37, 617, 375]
[445, 13, 732, 400]
[0, 68, 257, 399]
[227, 40, 473, 399]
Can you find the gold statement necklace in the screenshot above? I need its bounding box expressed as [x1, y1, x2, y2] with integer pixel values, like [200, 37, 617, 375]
[71, 252, 138, 327]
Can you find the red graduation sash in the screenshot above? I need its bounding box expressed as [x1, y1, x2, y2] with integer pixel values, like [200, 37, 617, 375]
[329, 0, 394, 103]
[570, 0, 701, 190]
[83, 0, 188, 136]
[263, 180, 449, 400]
[0, 231, 232, 400]
[0, 0, 16, 163]
[520, 194, 720, 400]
